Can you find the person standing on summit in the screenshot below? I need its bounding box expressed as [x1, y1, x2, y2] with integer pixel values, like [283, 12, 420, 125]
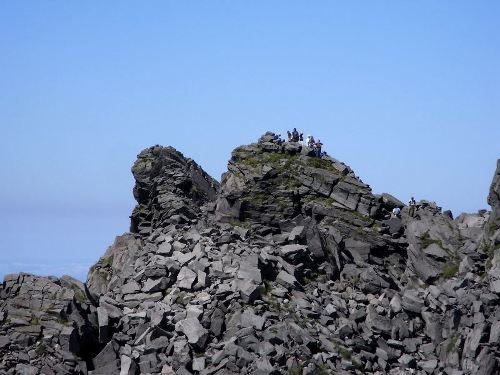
[307, 135, 315, 148]
[314, 139, 323, 157]
[305, 134, 312, 147]
[291, 128, 299, 142]
[409, 197, 417, 217]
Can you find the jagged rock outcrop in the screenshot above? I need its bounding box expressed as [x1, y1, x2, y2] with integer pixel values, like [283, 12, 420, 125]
[130, 146, 219, 235]
[215, 132, 406, 282]
[1, 134, 499, 375]
[486, 160, 500, 291]
[404, 202, 467, 283]
[488, 160, 500, 227]
[216, 132, 380, 224]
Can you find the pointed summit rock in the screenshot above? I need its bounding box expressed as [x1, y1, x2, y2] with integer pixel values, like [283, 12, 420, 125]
[216, 131, 379, 225]
[131, 145, 219, 235]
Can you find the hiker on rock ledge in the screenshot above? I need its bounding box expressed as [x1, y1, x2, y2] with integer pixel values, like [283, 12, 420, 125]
[307, 135, 315, 148]
[314, 139, 323, 157]
[272, 133, 284, 145]
[392, 206, 402, 218]
[287, 128, 303, 143]
[409, 197, 417, 217]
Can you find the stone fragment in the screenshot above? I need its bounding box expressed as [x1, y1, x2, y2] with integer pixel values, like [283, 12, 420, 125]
[99, 297, 123, 319]
[360, 267, 389, 293]
[418, 359, 437, 373]
[288, 226, 305, 241]
[402, 290, 424, 313]
[489, 320, 500, 343]
[390, 294, 402, 313]
[157, 242, 173, 255]
[172, 251, 195, 265]
[175, 317, 209, 348]
[241, 308, 266, 330]
[463, 324, 486, 358]
[161, 365, 175, 375]
[398, 354, 416, 368]
[343, 238, 371, 261]
[15, 364, 38, 375]
[60, 326, 80, 353]
[490, 279, 500, 293]
[121, 281, 141, 294]
[237, 279, 262, 303]
[279, 244, 308, 261]
[142, 277, 169, 293]
[365, 305, 391, 334]
[421, 311, 442, 344]
[93, 340, 119, 369]
[0, 336, 10, 349]
[423, 243, 448, 259]
[120, 355, 137, 375]
[177, 267, 197, 290]
[192, 356, 206, 371]
[276, 270, 299, 290]
[97, 306, 110, 344]
[210, 308, 225, 336]
[383, 217, 403, 236]
[237, 264, 262, 283]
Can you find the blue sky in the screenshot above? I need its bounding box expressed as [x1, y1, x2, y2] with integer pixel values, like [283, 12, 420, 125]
[1, 1, 499, 281]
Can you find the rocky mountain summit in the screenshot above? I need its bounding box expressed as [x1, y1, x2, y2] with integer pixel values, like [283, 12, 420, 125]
[1, 133, 499, 375]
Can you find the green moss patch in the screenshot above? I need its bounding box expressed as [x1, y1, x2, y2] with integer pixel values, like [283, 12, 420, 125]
[442, 262, 459, 279]
[306, 157, 337, 172]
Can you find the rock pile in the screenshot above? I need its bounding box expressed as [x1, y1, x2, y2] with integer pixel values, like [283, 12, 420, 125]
[1, 133, 499, 374]
[0, 274, 97, 374]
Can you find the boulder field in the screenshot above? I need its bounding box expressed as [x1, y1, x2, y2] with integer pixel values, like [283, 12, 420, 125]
[1, 132, 499, 375]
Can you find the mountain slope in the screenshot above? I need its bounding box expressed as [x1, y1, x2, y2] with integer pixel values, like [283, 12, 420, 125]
[1, 132, 499, 375]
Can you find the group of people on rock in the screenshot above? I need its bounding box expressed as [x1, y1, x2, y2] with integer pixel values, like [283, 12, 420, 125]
[390, 196, 417, 218]
[286, 128, 303, 143]
[285, 128, 324, 157]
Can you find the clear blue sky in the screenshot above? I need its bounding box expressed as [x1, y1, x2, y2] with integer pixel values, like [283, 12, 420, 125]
[1, 2, 499, 281]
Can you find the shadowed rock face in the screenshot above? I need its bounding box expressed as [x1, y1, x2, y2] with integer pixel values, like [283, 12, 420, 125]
[0, 274, 98, 373]
[1, 134, 499, 375]
[130, 145, 219, 235]
[487, 161, 500, 242]
[488, 160, 500, 222]
[487, 161, 500, 287]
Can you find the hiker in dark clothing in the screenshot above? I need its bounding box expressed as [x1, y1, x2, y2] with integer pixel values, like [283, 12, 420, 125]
[314, 139, 323, 157]
[273, 133, 284, 145]
[291, 128, 299, 142]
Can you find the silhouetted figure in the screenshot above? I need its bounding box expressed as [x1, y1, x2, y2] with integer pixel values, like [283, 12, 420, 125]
[314, 139, 323, 157]
[409, 197, 417, 217]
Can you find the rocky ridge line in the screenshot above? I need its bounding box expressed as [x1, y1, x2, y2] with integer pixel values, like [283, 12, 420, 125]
[0, 132, 499, 375]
